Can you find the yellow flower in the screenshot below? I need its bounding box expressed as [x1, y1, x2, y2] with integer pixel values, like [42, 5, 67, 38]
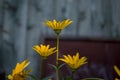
[59, 52, 87, 70]
[8, 60, 31, 80]
[33, 44, 57, 58]
[44, 19, 72, 35]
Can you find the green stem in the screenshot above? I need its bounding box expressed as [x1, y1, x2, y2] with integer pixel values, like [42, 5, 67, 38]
[56, 34, 60, 80]
[71, 70, 75, 80]
[56, 67, 59, 80]
[40, 57, 46, 80]
[56, 34, 60, 66]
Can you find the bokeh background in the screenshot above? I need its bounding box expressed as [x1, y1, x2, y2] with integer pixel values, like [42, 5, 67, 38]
[0, 0, 120, 80]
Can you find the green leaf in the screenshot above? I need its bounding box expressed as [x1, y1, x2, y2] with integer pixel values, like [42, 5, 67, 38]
[48, 64, 57, 71]
[28, 74, 38, 80]
[58, 63, 65, 70]
[61, 76, 73, 80]
[41, 76, 52, 80]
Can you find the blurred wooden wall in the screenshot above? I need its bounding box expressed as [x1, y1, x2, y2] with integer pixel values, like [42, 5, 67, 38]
[0, 0, 120, 79]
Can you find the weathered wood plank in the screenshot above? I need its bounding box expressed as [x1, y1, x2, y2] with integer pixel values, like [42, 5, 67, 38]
[0, 0, 120, 79]
[14, 0, 29, 61]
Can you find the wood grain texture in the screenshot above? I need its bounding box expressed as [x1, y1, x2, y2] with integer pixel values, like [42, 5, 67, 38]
[0, 0, 120, 79]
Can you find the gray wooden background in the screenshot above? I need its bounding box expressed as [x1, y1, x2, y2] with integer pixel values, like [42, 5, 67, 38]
[0, 0, 120, 79]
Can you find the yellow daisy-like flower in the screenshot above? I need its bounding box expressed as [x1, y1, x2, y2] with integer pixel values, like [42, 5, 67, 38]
[8, 60, 31, 80]
[114, 65, 120, 80]
[33, 44, 57, 58]
[44, 19, 72, 35]
[59, 52, 87, 71]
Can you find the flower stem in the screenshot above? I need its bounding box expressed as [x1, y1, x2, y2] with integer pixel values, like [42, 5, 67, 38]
[56, 67, 59, 80]
[56, 34, 60, 66]
[71, 70, 75, 80]
[40, 58, 44, 80]
[56, 34, 60, 80]
[40, 57, 46, 79]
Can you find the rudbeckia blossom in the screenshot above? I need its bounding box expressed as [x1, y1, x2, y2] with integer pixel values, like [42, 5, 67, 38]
[44, 19, 72, 35]
[33, 44, 57, 58]
[59, 52, 87, 70]
[114, 65, 120, 80]
[8, 60, 31, 80]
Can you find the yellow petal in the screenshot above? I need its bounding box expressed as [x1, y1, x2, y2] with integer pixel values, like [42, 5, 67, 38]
[114, 65, 120, 76]
[59, 52, 87, 70]
[67, 55, 74, 63]
[33, 44, 56, 57]
[63, 55, 71, 63]
[8, 59, 31, 80]
[8, 74, 13, 79]
[59, 58, 68, 63]
[44, 19, 72, 30]
[115, 78, 119, 80]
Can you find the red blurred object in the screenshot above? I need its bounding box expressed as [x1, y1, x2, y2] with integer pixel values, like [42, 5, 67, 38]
[42, 38, 120, 80]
